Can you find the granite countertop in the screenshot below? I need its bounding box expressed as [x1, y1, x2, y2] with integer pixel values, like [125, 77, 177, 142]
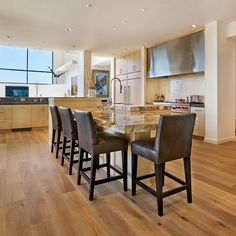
[78, 108, 172, 134]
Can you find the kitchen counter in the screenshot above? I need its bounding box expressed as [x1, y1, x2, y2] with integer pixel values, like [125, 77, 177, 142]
[0, 97, 48, 105]
[83, 108, 172, 134]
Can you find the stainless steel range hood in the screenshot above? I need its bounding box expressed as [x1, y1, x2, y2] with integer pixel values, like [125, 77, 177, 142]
[147, 31, 205, 78]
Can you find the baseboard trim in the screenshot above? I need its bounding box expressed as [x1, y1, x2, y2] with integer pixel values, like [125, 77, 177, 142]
[204, 136, 236, 144]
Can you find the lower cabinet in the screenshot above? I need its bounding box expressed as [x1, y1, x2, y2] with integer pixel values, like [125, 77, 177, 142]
[31, 105, 49, 127]
[191, 107, 205, 137]
[0, 105, 12, 130]
[12, 105, 32, 129]
[0, 104, 48, 130]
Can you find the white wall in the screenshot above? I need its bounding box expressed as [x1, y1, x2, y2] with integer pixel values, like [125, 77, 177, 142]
[205, 21, 235, 144]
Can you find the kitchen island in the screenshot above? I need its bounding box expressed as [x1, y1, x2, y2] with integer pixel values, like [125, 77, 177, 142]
[49, 97, 173, 187]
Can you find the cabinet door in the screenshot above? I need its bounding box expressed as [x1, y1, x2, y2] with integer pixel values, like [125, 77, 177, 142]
[134, 51, 141, 72]
[32, 105, 44, 127]
[127, 78, 142, 106]
[116, 58, 121, 75]
[12, 105, 32, 129]
[127, 54, 134, 73]
[191, 107, 205, 137]
[43, 105, 49, 127]
[0, 105, 12, 130]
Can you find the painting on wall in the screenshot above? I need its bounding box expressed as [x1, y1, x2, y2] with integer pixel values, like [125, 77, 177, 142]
[71, 76, 78, 96]
[92, 70, 109, 97]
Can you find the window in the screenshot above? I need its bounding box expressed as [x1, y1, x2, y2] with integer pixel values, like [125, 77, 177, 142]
[0, 46, 53, 84]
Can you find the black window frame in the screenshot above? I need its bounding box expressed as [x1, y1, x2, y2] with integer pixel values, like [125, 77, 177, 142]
[0, 47, 54, 84]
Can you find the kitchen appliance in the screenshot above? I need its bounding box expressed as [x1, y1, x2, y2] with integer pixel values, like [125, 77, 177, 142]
[5, 86, 29, 97]
[147, 31, 205, 78]
[171, 103, 191, 113]
[190, 95, 204, 103]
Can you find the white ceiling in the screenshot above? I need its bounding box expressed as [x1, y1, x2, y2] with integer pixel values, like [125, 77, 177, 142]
[1, 0, 236, 56]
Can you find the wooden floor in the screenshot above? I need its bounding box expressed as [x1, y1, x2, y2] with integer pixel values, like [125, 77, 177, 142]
[0, 130, 236, 236]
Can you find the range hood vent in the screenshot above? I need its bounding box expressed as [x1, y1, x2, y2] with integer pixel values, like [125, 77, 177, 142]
[147, 31, 205, 78]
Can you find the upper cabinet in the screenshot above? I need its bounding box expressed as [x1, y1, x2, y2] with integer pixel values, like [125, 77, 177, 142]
[116, 51, 141, 75]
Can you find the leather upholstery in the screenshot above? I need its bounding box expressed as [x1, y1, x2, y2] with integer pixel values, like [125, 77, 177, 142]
[131, 114, 196, 164]
[59, 107, 78, 140]
[49, 105, 62, 131]
[75, 111, 128, 156]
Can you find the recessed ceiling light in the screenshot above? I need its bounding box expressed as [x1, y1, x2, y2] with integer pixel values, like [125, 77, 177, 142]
[86, 3, 92, 8]
[65, 27, 73, 31]
[191, 24, 197, 28]
[113, 27, 117, 31]
[141, 8, 148, 12]
[122, 20, 128, 24]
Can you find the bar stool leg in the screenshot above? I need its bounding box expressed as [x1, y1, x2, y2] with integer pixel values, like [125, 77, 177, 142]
[89, 155, 98, 201]
[69, 140, 75, 175]
[155, 163, 164, 216]
[122, 150, 128, 191]
[77, 148, 84, 185]
[184, 157, 192, 203]
[131, 153, 138, 196]
[106, 153, 111, 178]
[51, 129, 56, 153]
[162, 163, 165, 186]
[61, 137, 67, 166]
[56, 130, 61, 159]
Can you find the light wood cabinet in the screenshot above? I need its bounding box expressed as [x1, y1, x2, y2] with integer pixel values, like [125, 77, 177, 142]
[32, 105, 49, 127]
[0, 105, 12, 130]
[32, 105, 44, 127]
[115, 77, 142, 106]
[43, 105, 49, 127]
[191, 107, 205, 137]
[11, 105, 32, 129]
[116, 51, 141, 75]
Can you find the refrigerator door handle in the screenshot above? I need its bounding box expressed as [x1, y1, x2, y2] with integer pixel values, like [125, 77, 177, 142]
[128, 85, 131, 105]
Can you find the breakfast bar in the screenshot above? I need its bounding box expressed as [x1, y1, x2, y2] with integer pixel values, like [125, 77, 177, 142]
[49, 97, 173, 187]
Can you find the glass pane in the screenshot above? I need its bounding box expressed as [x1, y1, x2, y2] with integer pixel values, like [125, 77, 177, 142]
[28, 49, 52, 71]
[28, 72, 52, 84]
[0, 46, 27, 70]
[0, 70, 27, 83]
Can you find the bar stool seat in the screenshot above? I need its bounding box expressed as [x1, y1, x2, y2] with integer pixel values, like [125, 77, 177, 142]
[131, 138, 156, 162]
[93, 132, 127, 155]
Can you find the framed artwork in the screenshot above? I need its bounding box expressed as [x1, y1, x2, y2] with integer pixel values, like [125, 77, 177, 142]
[71, 76, 78, 96]
[92, 70, 109, 97]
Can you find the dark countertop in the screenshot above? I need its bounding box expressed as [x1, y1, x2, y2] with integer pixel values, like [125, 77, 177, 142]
[0, 97, 48, 105]
[152, 101, 205, 108]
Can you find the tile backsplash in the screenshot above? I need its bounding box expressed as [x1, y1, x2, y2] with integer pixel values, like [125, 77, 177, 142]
[147, 73, 205, 102]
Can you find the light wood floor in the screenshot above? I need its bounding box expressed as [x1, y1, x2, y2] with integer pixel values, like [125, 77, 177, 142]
[0, 130, 236, 236]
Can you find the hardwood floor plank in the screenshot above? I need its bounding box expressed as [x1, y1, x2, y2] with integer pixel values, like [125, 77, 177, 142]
[0, 130, 236, 236]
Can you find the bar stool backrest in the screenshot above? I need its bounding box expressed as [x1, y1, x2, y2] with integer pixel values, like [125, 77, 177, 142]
[49, 105, 62, 131]
[154, 114, 196, 164]
[74, 110, 99, 153]
[59, 107, 78, 140]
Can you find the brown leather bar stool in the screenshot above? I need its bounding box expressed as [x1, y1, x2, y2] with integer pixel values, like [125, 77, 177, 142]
[131, 113, 196, 216]
[59, 107, 79, 175]
[49, 105, 62, 159]
[75, 110, 128, 201]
